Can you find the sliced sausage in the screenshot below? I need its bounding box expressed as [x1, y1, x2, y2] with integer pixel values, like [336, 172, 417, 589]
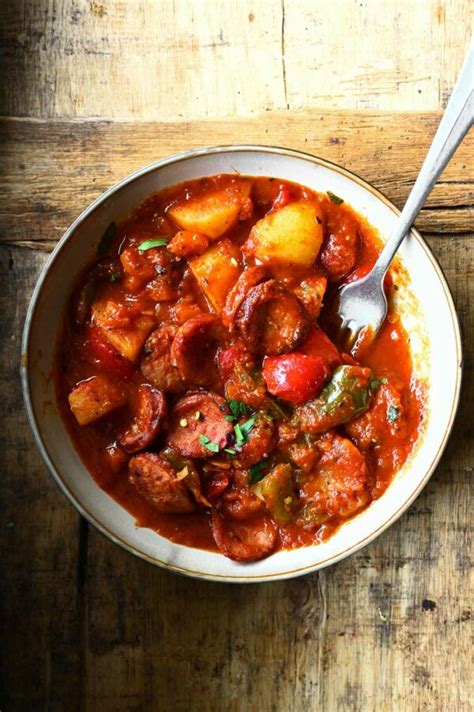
[211, 511, 278, 562]
[141, 326, 184, 392]
[203, 470, 230, 502]
[234, 414, 276, 468]
[320, 208, 359, 282]
[298, 433, 368, 525]
[293, 275, 327, 320]
[118, 384, 167, 453]
[170, 314, 224, 385]
[129, 453, 196, 513]
[223, 265, 267, 328]
[182, 461, 212, 507]
[218, 469, 266, 520]
[236, 280, 309, 355]
[167, 391, 233, 458]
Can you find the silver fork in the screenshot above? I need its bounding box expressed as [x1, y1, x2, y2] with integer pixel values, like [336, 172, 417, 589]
[336, 41, 474, 351]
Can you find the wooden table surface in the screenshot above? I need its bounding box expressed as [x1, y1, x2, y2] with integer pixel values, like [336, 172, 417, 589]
[1, 2, 472, 710]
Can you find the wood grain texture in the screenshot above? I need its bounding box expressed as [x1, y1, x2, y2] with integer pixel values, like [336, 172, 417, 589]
[1, 0, 473, 708]
[1, 115, 473, 711]
[0, 112, 473, 249]
[1, 0, 472, 120]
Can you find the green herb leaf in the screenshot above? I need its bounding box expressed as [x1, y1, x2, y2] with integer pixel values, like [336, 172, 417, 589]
[387, 405, 399, 423]
[224, 448, 236, 456]
[248, 460, 267, 485]
[240, 414, 257, 438]
[327, 191, 344, 205]
[234, 423, 245, 447]
[199, 435, 220, 452]
[225, 414, 236, 422]
[97, 222, 117, 256]
[226, 399, 250, 421]
[138, 237, 169, 252]
[109, 271, 121, 283]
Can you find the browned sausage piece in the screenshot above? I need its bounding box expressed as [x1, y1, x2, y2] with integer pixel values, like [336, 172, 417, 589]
[320, 210, 359, 282]
[118, 384, 167, 453]
[141, 326, 184, 392]
[181, 461, 212, 507]
[167, 391, 233, 458]
[236, 280, 309, 355]
[129, 453, 196, 513]
[222, 265, 267, 328]
[218, 469, 266, 520]
[170, 314, 224, 385]
[211, 511, 278, 562]
[298, 433, 368, 525]
[234, 414, 276, 468]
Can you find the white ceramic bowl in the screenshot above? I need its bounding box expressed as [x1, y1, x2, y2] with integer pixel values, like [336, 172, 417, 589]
[22, 146, 462, 583]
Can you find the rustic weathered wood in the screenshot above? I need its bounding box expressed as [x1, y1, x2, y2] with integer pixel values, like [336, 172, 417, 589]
[1, 112, 472, 710]
[1, 0, 472, 120]
[1, 1, 473, 709]
[0, 113, 473, 248]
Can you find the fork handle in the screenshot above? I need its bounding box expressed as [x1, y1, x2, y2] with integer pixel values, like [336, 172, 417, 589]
[373, 40, 474, 279]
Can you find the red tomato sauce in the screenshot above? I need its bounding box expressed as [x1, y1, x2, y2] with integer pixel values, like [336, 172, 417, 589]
[55, 175, 425, 561]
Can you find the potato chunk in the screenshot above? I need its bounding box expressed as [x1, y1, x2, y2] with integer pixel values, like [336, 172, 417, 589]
[246, 200, 324, 266]
[92, 299, 155, 362]
[190, 239, 242, 312]
[68, 376, 127, 425]
[168, 189, 241, 240]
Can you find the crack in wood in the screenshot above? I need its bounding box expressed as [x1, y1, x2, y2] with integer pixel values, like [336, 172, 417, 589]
[280, 0, 289, 110]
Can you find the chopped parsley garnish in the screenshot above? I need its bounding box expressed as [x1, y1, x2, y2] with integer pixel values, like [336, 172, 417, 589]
[240, 414, 257, 437]
[248, 460, 267, 485]
[109, 271, 121, 283]
[97, 222, 117, 256]
[234, 414, 257, 447]
[327, 191, 344, 205]
[234, 423, 245, 447]
[199, 435, 219, 453]
[138, 237, 169, 252]
[224, 448, 236, 456]
[226, 399, 250, 421]
[387, 405, 399, 423]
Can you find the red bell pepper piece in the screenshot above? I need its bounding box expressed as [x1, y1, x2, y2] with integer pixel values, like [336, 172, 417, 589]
[263, 352, 330, 405]
[271, 186, 292, 211]
[300, 325, 342, 370]
[87, 326, 135, 380]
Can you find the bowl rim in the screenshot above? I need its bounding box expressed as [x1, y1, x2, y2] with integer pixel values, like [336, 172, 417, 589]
[21, 144, 463, 583]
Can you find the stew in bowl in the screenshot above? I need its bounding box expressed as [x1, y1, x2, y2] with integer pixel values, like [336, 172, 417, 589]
[55, 173, 425, 562]
[22, 146, 461, 581]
